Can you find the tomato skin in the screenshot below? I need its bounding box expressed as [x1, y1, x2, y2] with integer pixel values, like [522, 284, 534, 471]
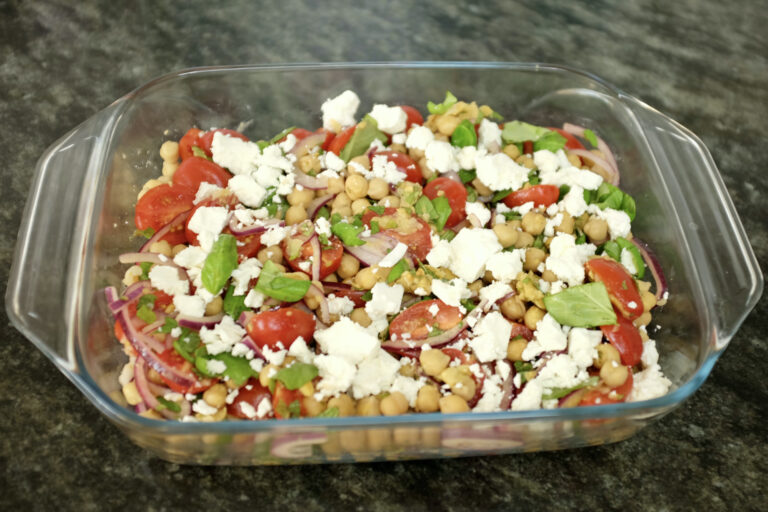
[135, 183, 195, 232]
[601, 312, 643, 367]
[509, 322, 534, 341]
[389, 299, 463, 341]
[272, 381, 306, 419]
[228, 378, 273, 419]
[288, 128, 314, 141]
[370, 150, 422, 184]
[178, 128, 203, 161]
[579, 370, 634, 406]
[361, 207, 433, 261]
[235, 232, 262, 262]
[156, 349, 213, 394]
[423, 177, 468, 228]
[400, 105, 424, 130]
[502, 184, 560, 209]
[318, 128, 336, 151]
[282, 236, 344, 279]
[549, 127, 585, 150]
[326, 288, 367, 308]
[246, 307, 316, 350]
[172, 156, 232, 191]
[196, 128, 249, 157]
[585, 258, 644, 319]
[327, 126, 356, 155]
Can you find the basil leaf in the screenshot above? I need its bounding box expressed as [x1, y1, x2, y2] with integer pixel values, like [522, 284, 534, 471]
[542, 376, 599, 401]
[136, 305, 157, 324]
[331, 221, 366, 247]
[514, 361, 534, 373]
[492, 188, 512, 202]
[156, 396, 181, 413]
[157, 317, 178, 334]
[269, 126, 296, 145]
[387, 259, 408, 284]
[532, 234, 545, 250]
[135, 227, 155, 239]
[255, 260, 311, 302]
[414, 195, 437, 222]
[139, 262, 153, 281]
[602, 238, 645, 279]
[367, 205, 385, 215]
[317, 206, 330, 220]
[440, 229, 456, 241]
[465, 185, 478, 202]
[459, 169, 476, 184]
[533, 131, 567, 152]
[432, 196, 452, 231]
[288, 399, 302, 418]
[191, 146, 212, 160]
[137, 294, 156, 309]
[527, 170, 540, 185]
[201, 234, 238, 294]
[370, 220, 380, 235]
[361, 291, 373, 301]
[174, 329, 201, 362]
[339, 115, 387, 162]
[194, 347, 256, 386]
[583, 129, 598, 148]
[223, 286, 249, 320]
[427, 91, 457, 115]
[317, 407, 340, 418]
[543, 282, 617, 327]
[451, 119, 477, 148]
[588, 183, 637, 221]
[601, 240, 622, 262]
[501, 211, 522, 221]
[460, 299, 477, 313]
[558, 184, 570, 201]
[501, 121, 551, 144]
[275, 362, 319, 390]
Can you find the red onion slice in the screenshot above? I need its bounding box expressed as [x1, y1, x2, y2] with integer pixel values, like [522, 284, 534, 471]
[119, 252, 177, 266]
[344, 233, 399, 267]
[134, 357, 161, 410]
[228, 217, 284, 237]
[443, 171, 462, 183]
[105, 282, 150, 313]
[562, 123, 619, 181]
[567, 149, 619, 186]
[239, 334, 267, 361]
[141, 314, 167, 334]
[629, 237, 668, 301]
[237, 311, 255, 329]
[381, 321, 467, 353]
[139, 210, 191, 253]
[177, 313, 224, 330]
[289, 132, 325, 158]
[498, 367, 517, 410]
[270, 433, 328, 458]
[306, 193, 335, 220]
[293, 171, 329, 190]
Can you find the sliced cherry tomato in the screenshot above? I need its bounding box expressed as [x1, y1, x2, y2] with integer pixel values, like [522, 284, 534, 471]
[601, 311, 643, 367]
[153, 290, 174, 310]
[178, 128, 203, 161]
[361, 207, 433, 260]
[172, 156, 232, 191]
[389, 299, 463, 342]
[585, 258, 644, 319]
[196, 128, 249, 157]
[327, 126, 356, 156]
[579, 370, 634, 406]
[114, 320, 125, 342]
[282, 235, 344, 279]
[325, 287, 367, 308]
[441, 347, 470, 364]
[246, 307, 316, 350]
[156, 348, 213, 394]
[317, 128, 336, 151]
[288, 128, 314, 141]
[235, 232, 263, 261]
[549, 127, 585, 150]
[423, 177, 468, 228]
[509, 322, 534, 341]
[502, 184, 560, 209]
[272, 381, 306, 419]
[227, 378, 273, 419]
[370, 150, 422, 183]
[135, 183, 195, 232]
[400, 105, 424, 130]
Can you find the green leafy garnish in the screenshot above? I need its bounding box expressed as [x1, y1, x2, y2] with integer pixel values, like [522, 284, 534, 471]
[600, 238, 645, 278]
[367, 204, 386, 215]
[139, 262, 153, 281]
[136, 294, 157, 324]
[317, 407, 340, 418]
[173, 329, 201, 362]
[201, 234, 238, 294]
[361, 290, 373, 301]
[440, 229, 456, 241]
[156, 396, 181, 413]
[137, 294, 156, 309]
[255, 260, 311, 302]
[331, 220, 366, 246]
[527, 170, 540, 185]
[268, 126, 297, 145]
[459, 169, 476, 184]
[339, 115, 387, 162]
[583, 129, 598, 148]
[501, 211, 522, 221]
[451, 119, 478, 148]
[532, 131, 567, 152]
[514, 361, 534, 372]
[387, 259, 408, 284]
[465, 185, 478, 202]
[492, 188, 513, 202]
[558, 184, 571, 201]
[501, 121, 566, 152]
[274, 362, 319, 390]
[223, 286, 249, 320]
[427, 91, 457, 115]
[157, 317, 178, 334]
[460, 299, 477, 313]
[191, 146, 212, 160]
[316, 206, 330, 220]
[543, 282, 617, 327]
[194, 347, 257, 386]
[414, 195, 452, 231]
[134, 227, 155, 239]
[584, 182, 636, 221]
[370, 220, 380, 235]
[542, 376, 599, 401]
[396, 181, 423, 207]
[532, 234, 545, 250]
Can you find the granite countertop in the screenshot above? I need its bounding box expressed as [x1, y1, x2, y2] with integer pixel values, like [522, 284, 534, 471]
[1, 1, 766, 510]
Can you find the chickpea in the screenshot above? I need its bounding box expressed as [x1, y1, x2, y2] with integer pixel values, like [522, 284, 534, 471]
[139, 409, 163, 420]
[524, 247, 547, 272]
[419, 349, 450, 377]
[636, 280, 652, 294]
[171, 243, 187, 256]
[257, 245, 283, 264]
[521, 211, 546, 235]
[298, 154, 322, 174]
[471, 177, 492, 197]
[354, 266, 384, 290]
[159, 140, 179, 162]
[415, 386, 440, 413]
[303, 396, 325, 417]
[566, 153, 582, 167]
[436, 114, 461, 136]
[507, 338, 528, 361]
[331, 191, 351, 210]
[409, 147, 425, 161]
[349, 154, 371, 171]
[514, 231, 535, 249]
[122, 265, 142, 286]
[203, 383, 227, 409]
[161, 160, 178, 178]
[337, 254, 360, 279]
[524, 306, 545, 330]
[439, 394, 470, 413]
[350, 307, 372, 327]
[556, 212, 575, 234]
[328, 394, 356, 417]
[326, 176, 345, 194]
[378, 195, 400, 208]
[367, 177, 389, 200]
[641, 291, 657, 312]
[351, 198, 371, 216]
[389, 143, 406, 153]
[634, 311, 652, 327]
[468, 280, 484, 294]
[419, 158, 435, 181]
[205, 296, 223, 316]
[259, 364, 279, 387]
[287, 187, 314, 208]
[148, 240, 172, 258]
[122, 381, 142, 406]
[502, 143, 520, 160]
[500, 296, 526, 320]
[285, 205, 308, 225]
[367, 429, 392, 451]
[357, 396, 380, 416]
[594, 343, 621, 369]
[493, 222, 519, 248]
[583, 217, 609, 243]
[516, 155, 535, 168]
[600, 361, 629, 388]
[339, 430, 366, 452]
[380, 391, 409, 416]
[345, 174, 369, 201]
[332, 205, 352, 218]
[393, 427, 421, 447]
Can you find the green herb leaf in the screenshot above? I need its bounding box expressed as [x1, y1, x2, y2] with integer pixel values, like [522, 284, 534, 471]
[136, 305, 157, 324]
[501, 121, 552, 144]
[427, 91, 457, 115]
[139, 262, 153, 281]
[275, 362, 319, 390]
[288, 399, 302, 418]
[450, 119, 478, 148]
[194, 347, 256, 386]
[583, 129, 598, 148]
[532, 234, 545, 250]
[367, 205, 385, 215]
[558, 184, 571, 201]
[440, 229, 456, 241]
[460, 299, 477, 313]
[527, 170, 540, 185]
[459, 169, 476, 184]
[362, 291, 373, 301]
[191, 146, 212, 160]
[156, 396, 181, 413]
[533, 131, 567, 152]
[492, 188, 513, 202]
[223, 286, 249, 320]
[317, 206, 330, 220]
[542, 376, 599, 401]
[174, 329, 201, 362]
[339, 115, 387, 162]
[137, 294, 157, 309]
[268, 126, 297, 145]
[201, 234, 238, 294]
[331, 220, 366, 246]
[514, 361, 534, 373]
[431, 196, 452, 231]
[465, 185, 478, 202]
[414, 195, 437, 222]
[387, 259, 408, 284]
[255, 260, 311, 302]
[543, 282, 617, 327]
[370, 220, 380, 235]
[157, 317, 178, 334]
[587, 182, 637, 221]
[317, 407, 340, 418]
[134, 227, 155, 239]
[501, 211, 522, 221]
[600, 238, 645, 279]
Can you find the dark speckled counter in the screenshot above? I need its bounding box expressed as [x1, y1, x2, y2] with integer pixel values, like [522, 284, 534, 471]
[1, 1, 766, 510]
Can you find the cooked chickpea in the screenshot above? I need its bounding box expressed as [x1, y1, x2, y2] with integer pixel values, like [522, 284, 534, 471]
[516, 155, 535, 168]
[524, 305, 545, 330]
[205, 296, 223, 316]
[641, 291, 657, 312]
[419, 158, 435, 181]
[287, 187, 314, 208]
[507, 338, 528, 361]
[351, 198, 371, 215]
[349, 154, 371, 171]
[172, 244, 187, 256]
[284, 205, 308, 225]
[468, 280, 484, 294]
[514, 231, 535, 249]
[259, 364, 279, 387]
[159, 140, 179, 162]
[122, 265, 142, 286]
[345, 174, 369, 200]
[332, 205, 352, 218]
[583, 217, 609, 243]
[139, 409, 163, 420]
[298, 381, 314, 398]
[354, 266, 384, 290]
[357, 396, 381, 416]
[326, 176, 345, 194]
[148, 239, 172, 257]
[203, 383, 227, 409]
[436, 114, 461, 136]
[339, 430, 366, 452]
[600, 361, 629, 388]
[634, 311, 652, 327]
[415, 385, 440, 413]
[541, 269, 558, 282]
[161, 160, 178, 178]
[594, 343, 621, 368]
[380, 391, 409, 416]
[328, 394, 356, 417]
[500, 296, 526, 320]
[566, 153, 582, 167]
[439, 394, 470, 413]
[378, 195, 400, 208]
[409, 147, 425, 161]
[521, 211, 546, 235]
[524, 247, 547, 272]
[303, 396, 325, 417]
[556, 212, 575, 234]
[471, 177, 492, 197]
[450, 375, 476, 401]
[419, 349, 450, 377]
[350, 307, 372, 327]
[331, 191, 351, 210]
[257, 245, 283, 264]
[493, 222, 519, 248]
[337, 254, 360, 279]
[367, 177, 389, 200]
[122, 381, 142, 406]
[502, 143, 520, 160]
[297, 154, 322, 174]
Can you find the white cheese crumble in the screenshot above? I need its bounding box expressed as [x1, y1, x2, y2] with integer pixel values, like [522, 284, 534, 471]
[327, 294, 355, 316]
[148, 265, 189, 297]
[210, 132, 261, 176]
[424, 141, 459, 173]
[230, 257, 262, 296]
[469, 311, 512, 362]
[187, 205, 229, 252]
[321, 90, 360, 130]
[431, 278, 471, 308]
[475, 153, 528, 192]
[465, 201, 491, 226]
[200, 315, 246, 355]
[369, 104, 407, 134]
[405, 125, 435, 151]
[351, 350, 401, 399]
[544, 233, 597, 287]
[378, 242, 409, 268]
[314, 317, 379, 365]
[227, 174, 266, 208]
[365, 282, 404, 319]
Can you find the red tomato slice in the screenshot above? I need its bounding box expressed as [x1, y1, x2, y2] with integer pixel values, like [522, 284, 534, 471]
[227, 378, 273, 419]
[549, 127, 586, 150]
[172, 156, 232, 191]
[509, 322, 534, 341]
[441, 347, 470, 365]
[370, 150, 422, 183]
[579, 370, 634, 406]
[327, 126, 356, 156]
[282, 235, 344, 279]
[156, 348, 213, 394]
[178, 128, 203, 161]
[361, 207, 433, 261]
[325, 287, 367, 308]
[135, 183, 195, 232]
[400, 105, 424, 130]
[502, 184, 560, 209]
[235, 232, 263, 262]
[196, 128, 249, 157]
[389, 299, 463, 341]
[246, 307, 316, 350]
[288, 128, 314, 141]
[585, 258, 644, 319]
[318, 128, 336, 151]
[601, 311, 643, 367]
[272, 381, 306, 419]
[423, 177, 468, 228]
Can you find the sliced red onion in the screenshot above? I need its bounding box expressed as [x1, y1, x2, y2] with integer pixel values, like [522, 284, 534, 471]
[381, 321, 467, 353]
[289, 132, 325, 158]
[228, 217, 284, 237]
[498, 368, 517, 410]
[629, 237, 668, 301]
[344, 233, 399, 267]
[239, 334, 267, 361]
[119, 252, 177, 266]
[310, 236, 322, 281]
[140, 315, 167, 334]
[134, 402, 148, 414]
[467, 213, 482, 228]
[140, 210, 191, 252]
[237, 311, 255, 328]
[320, 281, 352, 291]
[294, 171, 329, 190]
[562, 123, 619, 182]
[133, 357, 161, 410]
[306, 193, 335, 220]
[567, 149, 619, 186]
[177, 313, 224, 330]
[443, 171, 462, 183]
[105, 282, 150, 313]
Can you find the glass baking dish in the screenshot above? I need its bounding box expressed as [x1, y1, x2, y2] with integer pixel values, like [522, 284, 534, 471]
[6, 62, 762, 465]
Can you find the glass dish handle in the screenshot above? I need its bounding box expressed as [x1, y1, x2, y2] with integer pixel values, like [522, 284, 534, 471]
[6, 104, 122, 372]
[628, 97, 763, 349]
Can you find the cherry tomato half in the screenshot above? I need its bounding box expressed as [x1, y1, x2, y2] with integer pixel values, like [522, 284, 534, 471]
[579, 370, 634, 406]
[400, 105, 424, 130]
[585, 257, 644, 320]
[601, 311, 644, 367]
[370, 150, 422, 183]
[246, 307, 316, 351]
[178, 128, 203, 161]
[423, 177, 468, 228]
[272, 381, 306, 419]
[509, 322, 534, 341]
[389, 299, 463, 342]
[172, 156, 232, 191]
[327, 126, 356, 156]
[196, 128, 249, 157]
[282, 235, 344, 280]
[156, 348, 213, 394]
[549, 127, 586, 150]
[227, 378, 273, 419]
[502, 184, 560, 209]
[135, 183, 195, 232]
[361, 207, 433, 261]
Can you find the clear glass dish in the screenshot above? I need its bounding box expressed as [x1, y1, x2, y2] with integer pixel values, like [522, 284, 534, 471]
[6, 62, 762, 465]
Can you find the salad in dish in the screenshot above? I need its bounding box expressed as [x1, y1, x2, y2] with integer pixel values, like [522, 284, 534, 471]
[106, 90, 672, 422]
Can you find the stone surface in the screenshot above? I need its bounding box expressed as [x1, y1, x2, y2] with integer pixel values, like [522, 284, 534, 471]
[1, 1, 767, 510]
